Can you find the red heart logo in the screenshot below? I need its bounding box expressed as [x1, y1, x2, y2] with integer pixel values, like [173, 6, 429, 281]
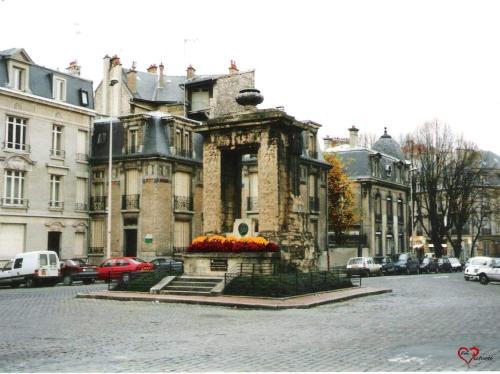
[457, 346, 480, 367]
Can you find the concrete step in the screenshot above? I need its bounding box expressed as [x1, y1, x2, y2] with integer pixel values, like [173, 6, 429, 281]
[165, 285, 215, 292]
[160, 290, 213, 296]
[176, 277, 223, 283]
[171, 281, 219, 287]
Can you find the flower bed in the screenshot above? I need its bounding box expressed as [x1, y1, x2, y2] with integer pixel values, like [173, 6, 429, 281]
[187, 235, 279, 253]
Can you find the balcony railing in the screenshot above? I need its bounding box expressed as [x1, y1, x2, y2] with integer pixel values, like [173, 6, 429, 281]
[247, 196, 259, 211]
[90, 196, 107, 211]
[174, 195, 193, 211]
[2, 142, 30, 152]
[88, 246, 104, 255]
[375, 213, 382, 222]
[482, 228, 492, 235]
[126, 143, 143, 154]
[49, 201, 64, 209]
[1, 197, 29, 208]
[170, 147, 192, 158]
[76, 153, 88, 162]
[75, 203, 88, 211]
[122, 194, 140, 210]
[309, 197, 320, 212]
[50, 149, 65, 158]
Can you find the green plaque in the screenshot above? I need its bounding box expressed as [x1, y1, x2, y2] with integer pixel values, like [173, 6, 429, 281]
[238, 223, 249, 236]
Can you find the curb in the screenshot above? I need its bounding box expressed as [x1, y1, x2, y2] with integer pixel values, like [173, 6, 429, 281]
[76, 287, 392, 310]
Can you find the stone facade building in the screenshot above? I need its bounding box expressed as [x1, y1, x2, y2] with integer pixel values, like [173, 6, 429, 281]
[89, 56, 256, 262]
[324, 127, 411, 265]
[0, 48, 94, 263]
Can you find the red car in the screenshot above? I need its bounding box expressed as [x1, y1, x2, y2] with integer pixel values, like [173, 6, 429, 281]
[97, 257, 153, 281]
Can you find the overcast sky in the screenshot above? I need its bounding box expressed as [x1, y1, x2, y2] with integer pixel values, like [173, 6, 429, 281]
[1, 0, 499, 153]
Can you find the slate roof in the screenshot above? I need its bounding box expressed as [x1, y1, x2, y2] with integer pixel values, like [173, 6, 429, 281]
[91, 112, 202, 162]
[122, 69, 186, 103]
[372, 128, 404, 160]
[0, 48, 94, 109]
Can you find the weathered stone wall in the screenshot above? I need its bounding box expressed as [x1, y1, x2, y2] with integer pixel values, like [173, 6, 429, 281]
[202, 142, 222, 233]
[211, 71, 255, 118]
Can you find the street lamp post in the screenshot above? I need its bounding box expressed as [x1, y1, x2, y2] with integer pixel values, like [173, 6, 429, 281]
[106, 79, 119, 259]
[409, 167, 418, 254]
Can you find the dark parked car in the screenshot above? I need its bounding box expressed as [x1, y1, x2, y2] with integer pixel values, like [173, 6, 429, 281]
[60, 258, 98, 286]
[419, 257, 438, 273]
[373, 256, 395, 275]
[437, 257, 453, 273]
[392, 253, 420, 274]
[149, 257, 183, 272]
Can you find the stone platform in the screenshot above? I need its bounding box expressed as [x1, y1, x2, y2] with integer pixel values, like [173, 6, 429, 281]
[76, 286, 392, 310]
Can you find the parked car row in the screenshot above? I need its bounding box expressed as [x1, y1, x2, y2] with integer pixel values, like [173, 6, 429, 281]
[464, 256, 500, 285]
[0, 251, 184, 288]
[346, 253, 465, 277]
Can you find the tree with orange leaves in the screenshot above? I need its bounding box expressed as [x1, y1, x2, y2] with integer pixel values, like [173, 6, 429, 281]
[324, 153, 358, 244]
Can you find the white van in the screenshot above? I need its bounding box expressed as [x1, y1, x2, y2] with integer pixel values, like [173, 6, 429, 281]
[0, 251, 60, 288]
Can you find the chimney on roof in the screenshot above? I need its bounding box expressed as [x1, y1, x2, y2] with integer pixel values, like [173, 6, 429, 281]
[229, 60, 239, 74]
[66, 60, 81, 76]
[323, 136, 333, 150]
[348, 126, 359, 148]
[147, 64, 158, 74]
[110, 55, 121, 66]
[186, 64, 196, 80]
[158, 62, 165, 88]
[127, 61, 137, 94]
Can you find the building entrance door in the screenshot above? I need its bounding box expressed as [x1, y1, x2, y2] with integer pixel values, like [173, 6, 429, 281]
[47, 232, 61, 256]
[124, 229, 138, 257]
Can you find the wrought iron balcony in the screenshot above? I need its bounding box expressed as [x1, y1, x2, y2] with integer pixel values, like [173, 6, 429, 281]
[309, 197, 320, 212]
[2, 142, 30, 152]
[88, 246, 104, 255]
[1, 197, 29, 208]
[247, 196, 259, 211]
[49, 201, 64, 210]
[76, 153, 88, 162]
[122, 194, 140, 210]
[50, 148, 65, 158]
[90, 196, 107, 211]
[174, 195, 193, 211]
[75, 203, 88, 211]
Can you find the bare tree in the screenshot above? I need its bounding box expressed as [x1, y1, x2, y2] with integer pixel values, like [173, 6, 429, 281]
[358, 132, 377, 148]
[404, 120, 482, 258]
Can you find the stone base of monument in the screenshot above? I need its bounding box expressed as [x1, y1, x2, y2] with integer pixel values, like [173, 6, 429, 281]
[183, 251, 281, 277]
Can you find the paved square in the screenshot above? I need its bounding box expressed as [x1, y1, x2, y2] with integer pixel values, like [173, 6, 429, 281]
[0, 272, 498, 372]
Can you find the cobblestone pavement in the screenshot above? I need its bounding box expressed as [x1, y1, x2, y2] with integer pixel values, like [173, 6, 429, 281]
[0, 272, 499, 372]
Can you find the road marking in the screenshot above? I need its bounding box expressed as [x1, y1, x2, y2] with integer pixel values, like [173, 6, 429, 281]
[432, 276, 449, 279]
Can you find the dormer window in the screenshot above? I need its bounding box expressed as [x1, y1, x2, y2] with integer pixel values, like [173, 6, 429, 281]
[13, 67, 26, 91]
[53, 77, 66, 101]
[80, 90, 89, 106]
[385, 164, 392, 177]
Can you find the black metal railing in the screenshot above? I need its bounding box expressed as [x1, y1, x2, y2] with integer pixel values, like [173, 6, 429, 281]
[76, 153, 88, 162]
[247, 196, 259, 211]
[2, 142, 30, 152]
[482, 228, 492, 235]
[1, 197, 29, 208]
[75, 203, 88, 211]
[90, 196, 107, 211]
[49, 201, 64, 209]
[309, 197, 320, 212]
[122, 194, 140, 210]
[88, 246, 104, 255]
[50, 149, 65, 158]
[108, 267, 184, 292]
[223, 264, 357, 297]
[174, 195, 193, 211]
[170, 147, 192, 158]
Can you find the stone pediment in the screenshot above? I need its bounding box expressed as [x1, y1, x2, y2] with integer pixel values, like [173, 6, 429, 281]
[45, 221, 65, 232]
[2, 154, 36, 172]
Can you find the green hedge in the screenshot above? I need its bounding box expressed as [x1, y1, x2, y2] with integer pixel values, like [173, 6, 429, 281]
[224, 271, 353, 298]
[112, 270, 182, 292]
